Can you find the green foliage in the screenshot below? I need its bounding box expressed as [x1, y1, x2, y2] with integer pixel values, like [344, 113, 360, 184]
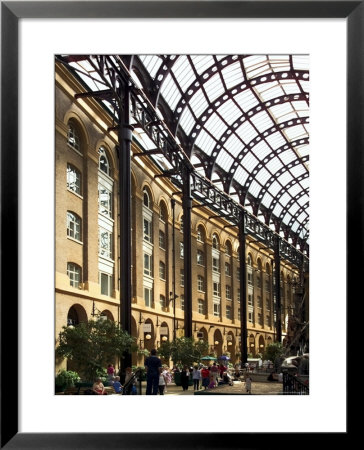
[56, 318, 136, 382]
[263, 342, 284, 364]
[55, 370, 80, 388]
[157, 337, 209, 367]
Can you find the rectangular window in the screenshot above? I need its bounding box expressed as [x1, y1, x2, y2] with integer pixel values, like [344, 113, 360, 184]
[180, 242, 184, 259]
[180, 269, 184, 287]
[159, 261, 166, 280]
[160, 294, 166, 308]
[258, 313, 263, 326]
[197, 250, 204, 266]
[237, 289, 240, 302]
[198, 298, 205, 315]
[247, 271, 253, 286]
[226, 305, 232, 319]
[248, 294, 253, 306]
[236, 268, 240, 281]
[257, 275, 262, 288]
[212, 257, 220, 273]
[144, 253, 153, 277]
[226, 285, 232, 300]
[265, 279, 270, 292]
[180, 295, 185, 311]
[266, 298, 271, 310]
[225, 262, 231, 276]
[257, 296, 262, 308]
[266, 314, 271, 326]
[159, 230, 166, 249]
[197, 276, 204, 292]
[143, 218, 152, 242]
[248, 311, 253, 323]
[144, 287, 152, 307]
[67, 212, 81, 241]
[213, 282, 221, 297]
[67, 164, 81, 194]
[67, 263, 81, 287]
[213, 301, 221, 317]
[99, 228, 112, 259]
[100, 272, 112, 296]
[99, 186, 112, 217]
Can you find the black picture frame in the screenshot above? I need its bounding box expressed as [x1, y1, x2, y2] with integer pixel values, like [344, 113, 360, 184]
[1, 1, 355, 448]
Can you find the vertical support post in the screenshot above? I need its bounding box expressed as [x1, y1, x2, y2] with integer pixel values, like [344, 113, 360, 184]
[182, 166, 193, 338]
[274, 236, 282, 343]
[171, 198, 176, 341]
[118, 81, 132, 369]
[239, 212, 248, 365]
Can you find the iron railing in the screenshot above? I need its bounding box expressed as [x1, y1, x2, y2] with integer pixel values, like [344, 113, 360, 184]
[283, 372, 309, 395]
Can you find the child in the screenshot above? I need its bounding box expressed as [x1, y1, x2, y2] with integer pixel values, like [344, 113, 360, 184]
[245, 375, 252, 394]
[112, 376, 122, 394]
[208, 375, 216, 389]
[158, 367, 167, 395]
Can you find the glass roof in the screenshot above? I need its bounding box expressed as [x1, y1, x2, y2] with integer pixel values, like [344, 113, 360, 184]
[62, 54, 309, 243]
[137, 54, 309, 240]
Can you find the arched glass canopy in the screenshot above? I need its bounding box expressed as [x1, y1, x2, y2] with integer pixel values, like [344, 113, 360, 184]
[136, 55, 309, 242]
[62, 54, 309, 245]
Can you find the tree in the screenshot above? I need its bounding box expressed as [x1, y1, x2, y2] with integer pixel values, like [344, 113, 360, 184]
[263, 342, 284, 370]
[157, 337, 209, 367]
[56, 318, 136, 382]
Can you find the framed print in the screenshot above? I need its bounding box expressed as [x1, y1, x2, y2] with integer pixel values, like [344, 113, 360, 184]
[1, 1, 356, 447]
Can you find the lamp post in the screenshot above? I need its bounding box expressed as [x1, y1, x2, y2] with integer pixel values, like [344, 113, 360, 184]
[171, 197, 176, 341]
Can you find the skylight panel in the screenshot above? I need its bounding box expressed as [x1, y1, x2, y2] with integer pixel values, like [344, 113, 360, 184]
[139, 55, 162, 78]
[278, 172, 294, 186]
[300, 178, 309, 189]
[241, 152, 259, 171]
[262, 192, 274, 208]
[251, 141, 271, 160]
[234, 89, 259, 112]
[160, 73, 182, 110]
[216, 149, 234, 172]
[292, 55, 309, 70]
[249, 180, 262, 196]
[289, 165, 306, 178]
[284, 124, 306, 140]
[204, 114, 227, 139]
[292, 101, 309, 112]
[299, 81, 309, 93]
[217, 99, 241, 125]
[273, 203, 283, 216]
[195, 129, 217, 155]
[190, 55, 214, 74]
[297, 195, 308, 206]
[250, 111, 274, 133]
[203, 73, 225, 102]
[222, 62, 244, 89]
[224, 134, 243, 154]
[269, 180, 282, 197]
[179, 107, 196, 135]
[289, 203, 300, 216]
[280, 149, 296, 165]
[278, 192, 291, 206]
[282, 212, 292, 224]
[257, 85, 284, 102]
[265, 132, 286, 150]
[287, 183, 301, 197]
[266, 157, 283, 173]
[291, 222, 299, 232]
[269, 102, 294, 120]
[236, 121, 258, 143]
[255, 167, 271, 185]
[297, 211, 307, 223]
[216, 55, 228, 61]
[233, 166, 249, 185]
[172, 55, 195, 90]
[282, 82, 301, 95]
[189, 89, 209, 117]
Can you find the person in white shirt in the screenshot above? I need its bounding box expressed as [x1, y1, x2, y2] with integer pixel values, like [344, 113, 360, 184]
[158, 367, 167, 395]
[192, 365, 202, 391]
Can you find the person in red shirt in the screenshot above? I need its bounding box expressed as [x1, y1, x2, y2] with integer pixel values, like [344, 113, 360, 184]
[201, 366, 210, 390]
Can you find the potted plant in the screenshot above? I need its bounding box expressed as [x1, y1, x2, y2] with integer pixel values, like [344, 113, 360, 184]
[55, 370, 80, 392]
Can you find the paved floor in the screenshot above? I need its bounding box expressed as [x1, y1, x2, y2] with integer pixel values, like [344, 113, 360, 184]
[137, 380, 283, 395]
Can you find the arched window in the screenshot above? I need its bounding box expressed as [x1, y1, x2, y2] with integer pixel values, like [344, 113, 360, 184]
[197, 226, 205, 243]
[98, 146, 110, 176]
[67, 211, 82, 241]
[67, 121, 81, 152]
[143, 187, 151, 209]
[225, 240, 232, 256]
[212, 233, 219, 249]
[67, 263, 82, 288]
[67, 164, 82, 195]
[159, 201, 167, 222]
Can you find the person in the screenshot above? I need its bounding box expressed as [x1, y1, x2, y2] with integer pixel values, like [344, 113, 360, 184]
[145, 349, 162, 395]
[208, 374, 216, 389]
[201, 366, 210, 390]
[181, 365, 190, 391]
[123, 367, 135, 395]
[163, 366, 172, 393]
[92, 378, 107, 395]
[210, 362, 219, 384]
[158, 367, 167, 395]
[245, 374, 252, 394]
[234, 366, 241, 380]
[112, 376, 122, 394]
[192, 365, 201, 391]
[107, 364, 115, 381]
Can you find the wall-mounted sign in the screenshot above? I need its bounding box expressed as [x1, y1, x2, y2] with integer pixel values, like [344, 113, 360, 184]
[160, 327, 168, 335]
[143, 323, 152, 333]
